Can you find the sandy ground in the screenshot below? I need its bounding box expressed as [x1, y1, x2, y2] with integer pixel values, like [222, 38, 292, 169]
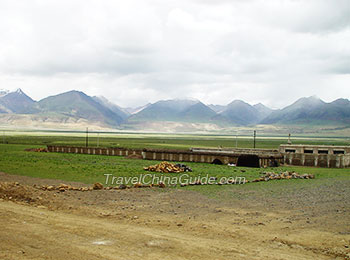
[0, 172, 349, 260]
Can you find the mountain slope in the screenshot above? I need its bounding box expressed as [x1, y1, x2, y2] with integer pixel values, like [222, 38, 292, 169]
[0, 89, 9, 97]
[129, 99, 199, 122]
[124, 103, 151, 115]
[309, 98, 350, 124]
[179, 102, 217, 122]
[253, 103, 274, 120]
[38, 91, 124, 126]
[261, 96, 328, 124]
[0, 89, 38, 114]
[216, 100, 260, 125]
[208, 104, 226, 113]
[92, 96, 129, 120]
[0, 104, 11, 113]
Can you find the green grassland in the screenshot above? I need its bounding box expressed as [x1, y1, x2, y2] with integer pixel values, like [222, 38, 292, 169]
[0, 133, 349, 200]
[1, 130, 349, 150]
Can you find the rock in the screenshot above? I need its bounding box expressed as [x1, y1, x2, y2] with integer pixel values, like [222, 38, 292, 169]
[175, 163, 193, 172]
[46, 186, 55, 191]
[119, 184, 127, 190]
[93, 183, 103, 190]
[134, 183, 142, 188]
[144, 161, 184, 173]
[251, 172, 315, 183]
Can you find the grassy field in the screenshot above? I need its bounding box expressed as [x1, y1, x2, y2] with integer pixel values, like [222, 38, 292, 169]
[1, 130, 349, 150]
[1, 139, 349, 199]
[0, 132, 349, 201]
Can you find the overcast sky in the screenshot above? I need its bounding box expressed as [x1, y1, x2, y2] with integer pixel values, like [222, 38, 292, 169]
[0, 0, 349, 108]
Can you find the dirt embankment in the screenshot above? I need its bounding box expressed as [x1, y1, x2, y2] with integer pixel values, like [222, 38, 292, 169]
[0, 172, 349, 260]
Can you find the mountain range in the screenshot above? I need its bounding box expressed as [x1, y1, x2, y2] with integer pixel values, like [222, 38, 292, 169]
[0, 89, 349, 130]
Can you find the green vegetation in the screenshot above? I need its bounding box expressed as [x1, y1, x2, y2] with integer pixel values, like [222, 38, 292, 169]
[0, 141, 349, 198]
[0, 132, 349, 200]
[1, 131, 349, 150]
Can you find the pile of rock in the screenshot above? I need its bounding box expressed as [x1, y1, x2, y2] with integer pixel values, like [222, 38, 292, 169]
[37, 183, 92, 192]
[179, 171, 314, 187]
[36, 182, 167, 192]
[251, 171, 315, 183]
[143, 161, 191, 173]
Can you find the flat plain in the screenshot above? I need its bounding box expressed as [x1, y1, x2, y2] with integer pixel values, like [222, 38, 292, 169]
[0, 131, 350, 259]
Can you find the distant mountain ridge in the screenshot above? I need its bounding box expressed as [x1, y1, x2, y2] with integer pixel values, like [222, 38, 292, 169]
[128, 99, 219, 123]
[38, 91, 124, 126]
[0, 88, 38, 114]
[254, 103, 274, 119]
[216, 100, 262, 125]
[124, 103, 151, 115]
[0, 89, 9, 97]
[0, 89, 349, 129]
[261, 96, 350, 125]
[92, 96, 130, 120]
[0, 89, 125, 127]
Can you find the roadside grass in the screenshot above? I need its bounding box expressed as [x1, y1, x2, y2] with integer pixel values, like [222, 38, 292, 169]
[1, 144, 349, 200]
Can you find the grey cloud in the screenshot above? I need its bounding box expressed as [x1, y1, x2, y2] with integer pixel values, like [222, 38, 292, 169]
[0, 0, 349, 108]
[253, 0, 350, 34]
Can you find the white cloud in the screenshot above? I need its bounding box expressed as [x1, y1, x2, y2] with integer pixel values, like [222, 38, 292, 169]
[0, 0, 349, 108]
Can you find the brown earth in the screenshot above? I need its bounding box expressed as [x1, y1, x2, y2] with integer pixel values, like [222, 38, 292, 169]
[0, 172, 349, 260]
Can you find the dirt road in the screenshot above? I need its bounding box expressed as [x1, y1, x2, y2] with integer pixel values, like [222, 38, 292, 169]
[0, 173, 349, 259]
